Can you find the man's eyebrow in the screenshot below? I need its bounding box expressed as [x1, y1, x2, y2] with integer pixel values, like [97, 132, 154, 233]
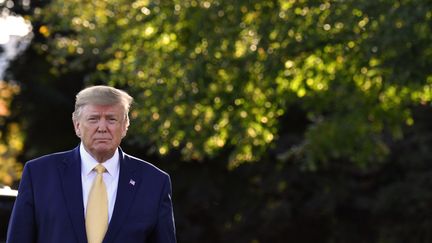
[88, 113, 119, 117]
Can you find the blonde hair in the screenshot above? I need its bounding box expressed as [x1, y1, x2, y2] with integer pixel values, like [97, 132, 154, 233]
[72, 85, 133, 126]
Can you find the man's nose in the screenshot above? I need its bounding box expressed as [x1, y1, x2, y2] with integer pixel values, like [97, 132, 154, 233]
[97, 119, 108, 132]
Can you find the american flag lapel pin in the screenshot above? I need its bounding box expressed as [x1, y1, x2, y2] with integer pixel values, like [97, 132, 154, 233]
[129, 179, 136, 186]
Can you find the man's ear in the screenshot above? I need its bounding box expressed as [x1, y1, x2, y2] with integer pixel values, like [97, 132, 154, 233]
[74, 121, 81, 137]
[122, 123, 128, 138]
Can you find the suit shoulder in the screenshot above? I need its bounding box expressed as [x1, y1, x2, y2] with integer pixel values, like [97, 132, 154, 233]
[123, 153, 170, 177]
[25, 149, 75, 168]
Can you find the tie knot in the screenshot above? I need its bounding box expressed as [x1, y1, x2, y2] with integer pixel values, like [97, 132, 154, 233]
[94, 164, 106, 174]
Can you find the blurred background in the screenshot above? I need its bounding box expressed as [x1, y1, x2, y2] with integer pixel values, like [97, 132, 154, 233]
[1, 0, 432, 242]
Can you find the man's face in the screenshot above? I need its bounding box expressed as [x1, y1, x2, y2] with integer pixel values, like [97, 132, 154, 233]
[73, 103, 128, 162]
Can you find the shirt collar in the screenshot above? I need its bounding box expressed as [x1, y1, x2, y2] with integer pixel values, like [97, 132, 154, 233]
[80, 142, 120, 176]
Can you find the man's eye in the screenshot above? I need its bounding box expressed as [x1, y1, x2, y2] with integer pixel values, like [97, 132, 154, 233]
[88, 117, 98, 122]
[108, 118, 118, 123]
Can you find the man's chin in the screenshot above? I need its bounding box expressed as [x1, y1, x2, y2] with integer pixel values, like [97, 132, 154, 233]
[92, 145, 115, 154]
[94, 146, 113, 153]
[89, 147, 116, 162]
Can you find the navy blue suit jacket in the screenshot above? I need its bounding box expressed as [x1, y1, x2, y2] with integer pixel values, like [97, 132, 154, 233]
[7, 146, 176, 243]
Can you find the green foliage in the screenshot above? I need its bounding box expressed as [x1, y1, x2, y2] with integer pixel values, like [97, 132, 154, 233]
[169, 105, 432, 243]
[33, 0, 431, 169]
[4, 0, 432, 242]
[0, 81, 23, 185]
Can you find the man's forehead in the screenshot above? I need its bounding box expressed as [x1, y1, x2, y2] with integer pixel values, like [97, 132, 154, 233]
[82, 104, 124, 113]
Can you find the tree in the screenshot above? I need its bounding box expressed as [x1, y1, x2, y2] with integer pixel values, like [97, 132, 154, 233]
[30, 0, 431, 169]
[0, 81, 22, 185]
[4, 0, 432, 242]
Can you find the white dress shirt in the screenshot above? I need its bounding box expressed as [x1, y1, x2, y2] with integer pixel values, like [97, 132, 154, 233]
[80, 143, 120, 222]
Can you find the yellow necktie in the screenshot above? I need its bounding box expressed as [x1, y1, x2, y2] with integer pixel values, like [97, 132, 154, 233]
[86, 164, 108, 243]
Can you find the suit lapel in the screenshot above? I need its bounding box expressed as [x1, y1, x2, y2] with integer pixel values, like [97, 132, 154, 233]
[103, 149, 141, 243]
[58, 146, 87, 243]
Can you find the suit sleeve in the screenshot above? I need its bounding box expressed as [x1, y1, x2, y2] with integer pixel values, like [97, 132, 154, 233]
[149, 175, 177, 243]
[7, 163, 37, 243]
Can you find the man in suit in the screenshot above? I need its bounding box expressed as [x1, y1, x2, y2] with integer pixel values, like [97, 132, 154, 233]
[7, 85, 176, 243]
